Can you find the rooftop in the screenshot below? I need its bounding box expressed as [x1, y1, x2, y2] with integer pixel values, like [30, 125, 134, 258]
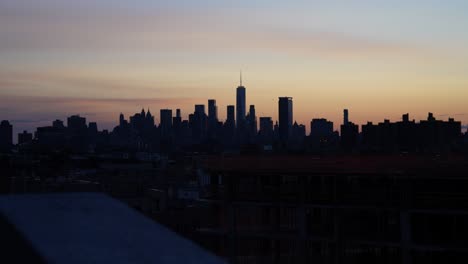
[0, 193, 223, 264]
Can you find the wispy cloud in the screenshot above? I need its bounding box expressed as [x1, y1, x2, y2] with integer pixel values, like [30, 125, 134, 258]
[0, 2, 430, 60]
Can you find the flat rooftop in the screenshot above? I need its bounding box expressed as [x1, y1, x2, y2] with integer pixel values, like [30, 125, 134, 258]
[0, 193, 223, 264]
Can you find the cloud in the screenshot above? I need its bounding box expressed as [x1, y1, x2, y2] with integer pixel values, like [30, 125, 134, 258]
[0, 70, 198, 98]
[0, 2, 428, 60]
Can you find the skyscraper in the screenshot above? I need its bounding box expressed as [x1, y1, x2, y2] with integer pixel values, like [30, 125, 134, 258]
[236, 73, 246, 128]
[160, 109, 173, 138]
[18, 130, 33, 145]
[0, 120, 13, 151]
[119, 113, 125, 127]
[278, 97, 293, 142]
[53, 119, 65, 129]
[208, 99, 218, 124]
[225, 105, 236, 136]
[344, 109, 349, 125]
[173, 109, 182, 132]
[310, 118, 334, 138]
[247, 105, 257, 135]
[195, 105, 205, 115]
[193, 105, 207, 141]
[340, 109, 358, 151]
[227, 105, 235, 124]
[67, 115, 87, 131]
[259, 117, 273, 134]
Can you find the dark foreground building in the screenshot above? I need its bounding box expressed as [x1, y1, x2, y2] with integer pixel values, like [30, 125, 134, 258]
[197, 155, 468, 264]
[0, 193, 222, 264]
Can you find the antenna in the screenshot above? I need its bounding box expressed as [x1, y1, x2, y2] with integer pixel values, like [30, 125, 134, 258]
[240, 70, 242, 86]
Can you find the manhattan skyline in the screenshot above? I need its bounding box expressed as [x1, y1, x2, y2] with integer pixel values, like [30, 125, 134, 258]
[1, 0, 468, 136]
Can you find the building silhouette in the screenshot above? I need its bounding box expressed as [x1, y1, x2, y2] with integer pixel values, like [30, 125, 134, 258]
[344, 109, 349, 125]
[192, 104, 207, 142]
[340, 109, 359, 152]
[2, 76, 465, 155]
[18, 130, 33, 145]
[362, 113, 462, 153]
[236, 80, 246, 129]
[160, 109, 173, 138]
[246, 105, 257, 137]
[208, 99, 218, 124]
[278, 97, 293, 144]
[198, 155, 468, 263]
[0, 120, 13, 152]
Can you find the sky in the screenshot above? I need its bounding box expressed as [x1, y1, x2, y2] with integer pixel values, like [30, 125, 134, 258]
[1, 0, 468, 138]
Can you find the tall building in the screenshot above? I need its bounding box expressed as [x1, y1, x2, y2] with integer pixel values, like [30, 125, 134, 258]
[259, 117, 273, 134]
[278, 97, 293, 142]
[67, 115, 87, 131]
[236, 74, 246, 128]
[67, 115, 88, 134]
[119, 113, 125, 127]
[53, 119, 65, 129]
[160, 109, 173, 138]
[160, 109, 173, 128]
[146, 109, 155, 127]
[309, 118, 336, 151]
[344, 109, 349, 125]
[224, 105, 236, 144]
[18, 130, 33, 145]
[208, 99, 218, 124]
[226, 105, 235, 125]
[247, 105, 257, 135]
[192, 105, 207, 141]
[0, 120, 13, 151]
[340, 109, 359, 151]
[310, 118, 334, 138]
[195, 105, 205, 115]
[173, 109, 182, 135]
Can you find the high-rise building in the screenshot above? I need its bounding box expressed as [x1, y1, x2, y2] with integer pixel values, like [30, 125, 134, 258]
[227, 105, 235, 124]
[119, 113, 125, 127]
[195, 105, 205, 115]
[278, 97, 293, 142]
[193, 105, 207, 141]
[173, 109, 182, 134]
[160, 109, 173, 138]
[236, 74, 246, 128]
[344, 109, 349, 125]
[224, 105, 236, 140]
[208, 99, 218, 123]
[247, 105, 257, 134]
[259, 117, 273, 133]
[18, 130, 33, 145]
[340, 109, 358, 151]
[146, 109, 155, 127]
[259, 117, 274, 144]
[310, 119, 334, 138]
[0, 120, 13, 150]
[67, 115, 87, 131]
[53, 119, 65, 129]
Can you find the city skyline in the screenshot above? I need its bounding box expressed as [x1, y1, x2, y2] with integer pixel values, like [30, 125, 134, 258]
[1, 1, 468, 137]
[1, 83, 468, 143]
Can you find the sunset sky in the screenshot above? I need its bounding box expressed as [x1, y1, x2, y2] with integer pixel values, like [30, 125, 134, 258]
[1, 0, 467, 138]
